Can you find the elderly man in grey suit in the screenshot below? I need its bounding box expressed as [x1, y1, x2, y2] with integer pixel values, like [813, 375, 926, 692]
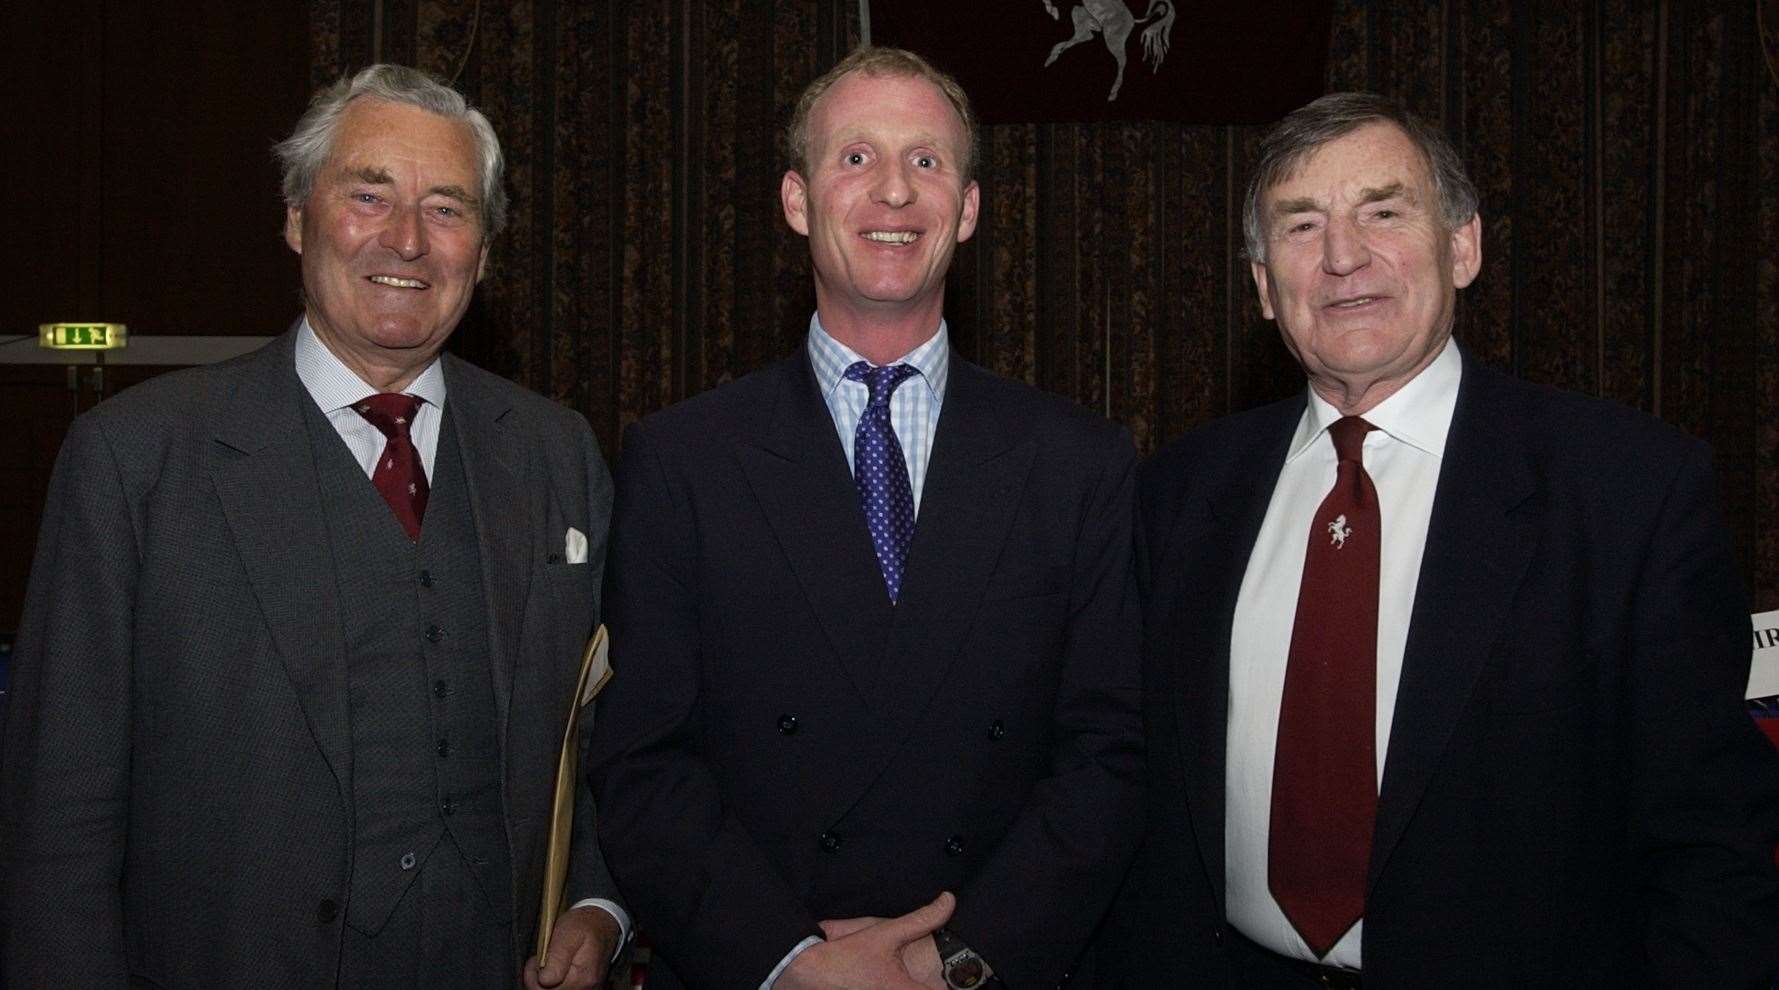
[1, 65, 625, 989]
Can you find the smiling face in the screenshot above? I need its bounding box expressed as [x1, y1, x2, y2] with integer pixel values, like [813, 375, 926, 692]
[284, 98, 489, 390]
[780, 70, 980, 349]
[1250, 121, 1481, 414]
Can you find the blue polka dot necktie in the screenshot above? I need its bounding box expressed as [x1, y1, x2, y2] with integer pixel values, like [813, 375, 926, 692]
[844, 360, 919, 603]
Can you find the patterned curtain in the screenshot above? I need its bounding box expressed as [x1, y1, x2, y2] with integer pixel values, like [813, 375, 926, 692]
[306, 0, 1779, 609]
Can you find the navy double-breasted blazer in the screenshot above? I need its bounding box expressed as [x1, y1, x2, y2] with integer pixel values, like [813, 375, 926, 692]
[589, 348, 1144, 988]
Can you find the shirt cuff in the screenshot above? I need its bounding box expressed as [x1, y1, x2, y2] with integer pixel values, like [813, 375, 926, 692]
[568, 897, 632, 964]
[762, 935, 823, 989]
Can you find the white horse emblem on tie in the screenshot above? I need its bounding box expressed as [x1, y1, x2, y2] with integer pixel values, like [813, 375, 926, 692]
[1328, 514, 1351, 549]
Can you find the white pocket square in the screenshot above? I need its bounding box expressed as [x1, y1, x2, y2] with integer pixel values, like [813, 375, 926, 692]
[564, 526, 588, 565]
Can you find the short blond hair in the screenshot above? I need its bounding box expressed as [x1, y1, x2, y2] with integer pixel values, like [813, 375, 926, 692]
[783, 45, 979, 183]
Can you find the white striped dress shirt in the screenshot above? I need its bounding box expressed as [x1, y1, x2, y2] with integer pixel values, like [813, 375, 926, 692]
[294, 318, 447, 480]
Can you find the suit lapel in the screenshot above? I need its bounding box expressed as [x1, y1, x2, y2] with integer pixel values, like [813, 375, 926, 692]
[1164, 400, 1301, 913]
[443, 356, 536, 747]
[209, 330, 355, 791]
[866, 359, 1030, 761]
[1368, 360, 1537, 891]
[736, 354, 895, 707]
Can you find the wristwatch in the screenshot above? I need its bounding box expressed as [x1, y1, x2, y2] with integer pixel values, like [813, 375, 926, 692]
[932, 928, 1003, 989]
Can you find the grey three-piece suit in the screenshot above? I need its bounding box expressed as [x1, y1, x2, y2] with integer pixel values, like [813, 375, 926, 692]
[1, 329, 619, 988]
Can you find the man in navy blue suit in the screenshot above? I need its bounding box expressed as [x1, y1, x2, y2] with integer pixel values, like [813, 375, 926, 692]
[1113, 92, 1779, 986]
[589, 46, 1142, 990]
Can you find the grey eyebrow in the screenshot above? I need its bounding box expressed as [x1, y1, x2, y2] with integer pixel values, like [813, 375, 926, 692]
[428, 184, 479, 206]
[1356, 182, 1408, 205]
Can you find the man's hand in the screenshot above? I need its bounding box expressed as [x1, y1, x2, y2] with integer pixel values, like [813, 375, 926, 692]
[523, 905, 620, 989]
[778, 891, 955, 990]
[818, 915, 944, 987]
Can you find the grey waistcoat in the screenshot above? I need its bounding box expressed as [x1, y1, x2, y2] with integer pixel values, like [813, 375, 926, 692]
[302, 401, 514, 935]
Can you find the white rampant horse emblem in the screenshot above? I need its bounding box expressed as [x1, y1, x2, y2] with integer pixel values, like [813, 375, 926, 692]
[1327, 514, 1351, 549]
[1041, 0, 1177, 102]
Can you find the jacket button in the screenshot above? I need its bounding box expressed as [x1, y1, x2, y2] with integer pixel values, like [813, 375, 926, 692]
[425, 625, 443, 643]
[944, 835, 965, 856]
[441, 796, 455, 815]
[777, 714, 798, 735]
[433, 679, 449, 698]
[987, 719, 1006, 740]
[400, 851, 417, 871]
[418, 569, 433, 588]
[316, 899, 338, 924]
[818, 831, 842, 853]
[436, 738, 450, 758]
[1212, 926, 1226, 947]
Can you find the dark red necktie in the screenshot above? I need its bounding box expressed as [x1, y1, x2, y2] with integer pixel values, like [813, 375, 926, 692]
[354, 393, 429, 541]
[1269, 415, 1379, 957]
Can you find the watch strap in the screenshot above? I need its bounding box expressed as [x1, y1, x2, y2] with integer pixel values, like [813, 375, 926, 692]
[932, 928, 1003, 989]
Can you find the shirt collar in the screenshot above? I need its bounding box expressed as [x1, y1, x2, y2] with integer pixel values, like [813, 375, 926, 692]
[294, 316, 448, 413]
[805, 313, 949, 404]
[1286, 336, 1462, 463]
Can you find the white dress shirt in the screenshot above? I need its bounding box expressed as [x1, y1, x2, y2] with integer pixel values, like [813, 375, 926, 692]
[1224, 339, 1462, 969]
[293, 318, 632, 956]
[762, 317, 950, 988]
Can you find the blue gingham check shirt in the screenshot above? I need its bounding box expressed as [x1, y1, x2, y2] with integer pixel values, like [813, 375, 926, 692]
[805, 314, 949, 516]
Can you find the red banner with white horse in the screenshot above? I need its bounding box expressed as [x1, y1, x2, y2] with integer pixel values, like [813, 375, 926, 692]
[869, 1, 1332, 124]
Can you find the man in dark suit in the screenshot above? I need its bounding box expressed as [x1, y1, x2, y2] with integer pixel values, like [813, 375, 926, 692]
[587, 46, 1143, 989]
[1113, 91, 1779, 985]
[1, 65, 625, 988]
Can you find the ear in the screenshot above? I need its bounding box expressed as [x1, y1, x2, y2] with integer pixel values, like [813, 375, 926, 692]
[1449, 212, 1482, 289]
[476, 240, 491, 283]
[781, 170, 810, 236]
[284, 205, 304, 254]
[1249, 259, 1276, 320]
[955, 180, 981, 244]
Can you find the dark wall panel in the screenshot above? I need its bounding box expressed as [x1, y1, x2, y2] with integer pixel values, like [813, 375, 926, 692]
[1, 1, 307, 338]
[8, 1, 1773, 626]
[0, 2, 308, 629]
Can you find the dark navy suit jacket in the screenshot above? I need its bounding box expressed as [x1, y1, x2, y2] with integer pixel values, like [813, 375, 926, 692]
[1110, 351, 1779, 986]
[589, 348, 1144, 988]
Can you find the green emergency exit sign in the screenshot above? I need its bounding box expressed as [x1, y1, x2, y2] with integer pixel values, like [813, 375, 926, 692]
[39, 323, 128, 350]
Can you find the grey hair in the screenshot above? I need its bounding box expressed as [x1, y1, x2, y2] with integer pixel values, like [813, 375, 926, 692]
[274, 64, 508, 237]
[1242, 92, 1478, 263]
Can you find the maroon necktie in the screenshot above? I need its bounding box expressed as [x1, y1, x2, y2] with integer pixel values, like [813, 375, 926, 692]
[1269, 415, 1379, 957]
[354, 393, 429, 541]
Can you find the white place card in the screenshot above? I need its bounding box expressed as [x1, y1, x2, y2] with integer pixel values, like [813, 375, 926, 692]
[1746, 608, 1779, 700]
